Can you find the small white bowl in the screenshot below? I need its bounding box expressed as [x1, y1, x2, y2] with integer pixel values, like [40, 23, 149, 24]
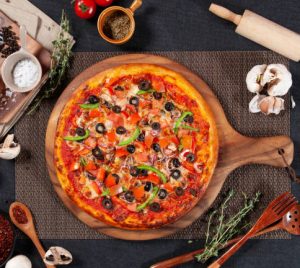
[1, 25, 42, 93]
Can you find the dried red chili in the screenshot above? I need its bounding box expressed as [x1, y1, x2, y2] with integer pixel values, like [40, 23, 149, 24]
[0, 215, 14, 264]
[12, 206, 28, 224]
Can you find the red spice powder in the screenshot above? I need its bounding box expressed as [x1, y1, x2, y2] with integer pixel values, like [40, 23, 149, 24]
[12, 206, 28, 224]
[0, 215, 14, 264]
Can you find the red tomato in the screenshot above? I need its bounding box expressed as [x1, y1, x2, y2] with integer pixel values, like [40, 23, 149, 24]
[95, 0, 113, 7]
[74, 0, 97, 19]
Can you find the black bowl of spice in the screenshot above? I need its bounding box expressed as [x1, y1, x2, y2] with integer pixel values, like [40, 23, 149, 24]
[0, 211, 16, 267]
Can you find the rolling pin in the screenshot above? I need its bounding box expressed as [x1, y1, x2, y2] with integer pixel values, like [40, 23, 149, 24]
[209, 3, 300, 61]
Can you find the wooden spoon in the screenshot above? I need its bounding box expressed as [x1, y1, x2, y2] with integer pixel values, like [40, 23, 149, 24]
[150, 204, 300, 268]
[9, 201, 56, 268]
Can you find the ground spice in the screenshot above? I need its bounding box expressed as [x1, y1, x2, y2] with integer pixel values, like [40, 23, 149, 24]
[0, 26, 20, 58]
[12, 206, 28, 224]
[0, 215, 14, 264]
[103, 11, 131, 40]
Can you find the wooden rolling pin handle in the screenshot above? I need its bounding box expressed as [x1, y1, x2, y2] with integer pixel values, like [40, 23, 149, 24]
[209, 3, 242, 25]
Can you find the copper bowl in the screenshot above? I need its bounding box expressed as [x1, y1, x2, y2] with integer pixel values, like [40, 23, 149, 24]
[97, 0, 142, 45]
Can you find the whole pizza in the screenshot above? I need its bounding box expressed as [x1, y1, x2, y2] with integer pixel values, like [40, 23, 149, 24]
[54, 64, 218, 229]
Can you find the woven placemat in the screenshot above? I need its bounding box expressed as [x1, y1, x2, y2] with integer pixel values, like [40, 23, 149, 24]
[15, 51, 291, 240]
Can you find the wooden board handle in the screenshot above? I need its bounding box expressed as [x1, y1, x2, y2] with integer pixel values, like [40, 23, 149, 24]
[209, 3, 242, 25]
[241, 135, 293, 167]
[220, 134, 294, 172]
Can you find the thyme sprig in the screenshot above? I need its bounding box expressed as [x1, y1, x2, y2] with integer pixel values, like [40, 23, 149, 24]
[27, 10, 73, 114]
[195, 190, 261, 263]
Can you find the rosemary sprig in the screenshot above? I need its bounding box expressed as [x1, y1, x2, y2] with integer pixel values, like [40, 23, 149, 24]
[27, 10, 73, 114]
[195, 190, 261, 263]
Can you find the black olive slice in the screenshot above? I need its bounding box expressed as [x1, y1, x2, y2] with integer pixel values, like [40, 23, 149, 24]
[130, 166, 139, 177]
[124, 191, 135, 202]
[127, 144, 136, 154]
[170, 169, 181, 179]
[149, 202, 161, 212]
[175, 187, 184, 196]
[76, 127, 86, 136]
[165, 102, 174, 111]
[88, 95, 99, 104]
[95, 123, 106, 134]
[102, 197, 113, 210]
[138, 80, 151, 90]
[158, 189, 168, 199]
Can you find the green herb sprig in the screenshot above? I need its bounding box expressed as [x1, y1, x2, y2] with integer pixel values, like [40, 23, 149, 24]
[195, 190, 261, 263]
[27, 10, 73, 114]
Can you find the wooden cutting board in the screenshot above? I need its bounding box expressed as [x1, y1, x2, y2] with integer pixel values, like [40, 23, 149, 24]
[45, 54, 294, 240]
[0, 11, 51, 125]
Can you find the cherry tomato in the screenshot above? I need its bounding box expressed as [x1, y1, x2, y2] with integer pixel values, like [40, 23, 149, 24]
[95, 0, 113, 7]
[74, 0, 97, 19]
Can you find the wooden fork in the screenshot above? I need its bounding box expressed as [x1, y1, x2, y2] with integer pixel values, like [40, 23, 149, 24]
[208, 192, 297, 268]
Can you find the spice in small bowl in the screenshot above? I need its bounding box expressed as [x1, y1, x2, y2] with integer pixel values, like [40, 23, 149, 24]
[0, 213, 15, 267]
[103, 11, 131, 40]
[97, 0, 142, 45]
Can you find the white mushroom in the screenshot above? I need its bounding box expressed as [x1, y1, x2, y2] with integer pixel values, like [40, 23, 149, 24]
[259, 96, 284, 115]
[246, 64, 267, 93]
[0, 134, 20, 160]
[249, 94, 266, 113]
[261, 64, 292, 96]
[5, 255, 32, 268]
[44, 246, 73, 266]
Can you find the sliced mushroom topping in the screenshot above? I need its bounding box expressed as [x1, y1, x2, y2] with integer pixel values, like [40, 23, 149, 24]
[43, 247, 73, 265]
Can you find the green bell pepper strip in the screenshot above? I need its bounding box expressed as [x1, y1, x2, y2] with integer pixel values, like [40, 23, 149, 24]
[136, 186, 159, 212]
[136, 89, 155, 95]
[80, 103, 100, 109]
[64, 129, 90, 141]
[137, 165, 167, 183]
[174, 111, 193, 134]
[118, 127, 140, 146]
[180, 124, 199, 132]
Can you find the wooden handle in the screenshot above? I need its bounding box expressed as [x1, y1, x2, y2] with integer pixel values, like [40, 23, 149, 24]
[30, 231, 56, 268]
[129, 0, 142, 13]
[209, 3, 242, 25]
[150, 224, 281, 268]
[238, 135, 293, 167]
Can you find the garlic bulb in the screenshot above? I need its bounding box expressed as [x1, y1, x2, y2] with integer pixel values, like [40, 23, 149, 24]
[5, 255, 32, 268]
[0, 134, 20, 160]
[261, 64, 292, 96]
[259, 96, 284, 115]
[44, 246, 73, 265]
[246, 64, 267, 93]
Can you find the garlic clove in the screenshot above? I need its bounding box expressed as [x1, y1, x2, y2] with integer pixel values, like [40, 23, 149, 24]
[261, 64, 292, 96]
[0, 134, 21, 160]
[44, 246, 73, 266]
[5, 255, 32, 268]
[249, 94, 266, 113]
[259, 96, 284, 115]
[246, 64, 267, 93]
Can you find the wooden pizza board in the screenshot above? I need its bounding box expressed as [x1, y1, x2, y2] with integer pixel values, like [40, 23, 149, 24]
[45, 54, 294, 240]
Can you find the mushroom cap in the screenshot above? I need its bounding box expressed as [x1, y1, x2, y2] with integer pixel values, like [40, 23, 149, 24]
[246, 64, 267, 93]
[5, 255, 32, 268]
[44, 246, 73, 266]
[0, 134, 20, 160]
[259, 96, 285, 115]
[249, 94, 266, 113]
[261, 64, 292, 96]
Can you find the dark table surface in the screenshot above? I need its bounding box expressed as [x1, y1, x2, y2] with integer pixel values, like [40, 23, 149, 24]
[1, 0, 300, 267]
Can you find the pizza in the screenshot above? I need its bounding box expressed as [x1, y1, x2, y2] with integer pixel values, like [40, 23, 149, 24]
[54, 64, 218, 229]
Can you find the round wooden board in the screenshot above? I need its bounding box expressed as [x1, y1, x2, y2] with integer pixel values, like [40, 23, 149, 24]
[45, 54, 294, 240]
